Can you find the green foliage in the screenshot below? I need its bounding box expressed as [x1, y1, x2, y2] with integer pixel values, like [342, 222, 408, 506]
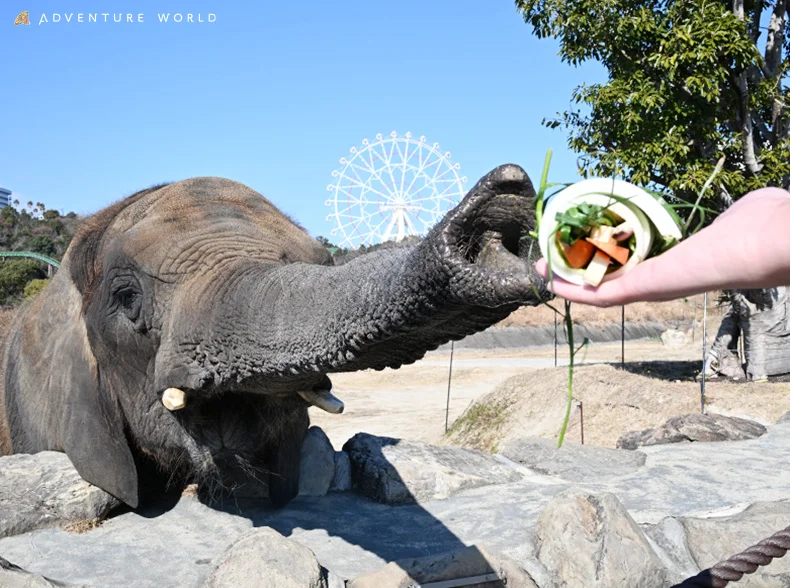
[323, 235, 423, 265]
[516, 0, 790, 204]
[0, 206, 77, 259]
[446, 398, 513, 437]
[28, 235, 57, 257]
[315, 235, 350, 256]
[0, 261, 46, 305]
[0, 204, 79, 306]
[24, 279, 49, 299]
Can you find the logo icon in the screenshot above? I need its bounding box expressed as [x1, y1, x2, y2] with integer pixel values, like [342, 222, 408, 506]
[14, 11, 30, 26]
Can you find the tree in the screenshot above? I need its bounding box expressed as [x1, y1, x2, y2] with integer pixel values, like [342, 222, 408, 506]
[23, 278, 49, 300]
[28, 234, 56, 257]
[0, 260, 45, 305]
[516, 0, 790, 379]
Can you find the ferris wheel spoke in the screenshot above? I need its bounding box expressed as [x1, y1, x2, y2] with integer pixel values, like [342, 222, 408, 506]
[346, 160, 395, 200]
[395, 140, 409, 202]
[335, 208, 386, 226]
[433, 176, 466, 199]
[368, 210, 396, 233]
[394, 138, 422, 196]
[399, 194, 451, 205]
[401, 209, 420, 236]
[427, 157, 453, 188]
[334, 191, 390, 207]
[339, 205, 392, 225]
[378, 139, 401, 198]
[403, 178, 446, 201]
[346, 164, 394, 201]
[400, 151, 442, 199]
[347, 149, 386, 181]
[364, 146, 402, 199]
[336, 177, 393, 203]
[380, 211, 400, 242]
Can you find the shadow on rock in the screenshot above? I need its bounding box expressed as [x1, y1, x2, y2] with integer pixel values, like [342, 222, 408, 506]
[209, 432, 519, 584]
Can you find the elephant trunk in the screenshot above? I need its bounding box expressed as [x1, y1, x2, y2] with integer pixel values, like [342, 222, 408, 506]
[154, 164, 549, 397]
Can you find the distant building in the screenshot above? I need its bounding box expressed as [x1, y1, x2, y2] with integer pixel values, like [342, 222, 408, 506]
[0, 187, 10, 208]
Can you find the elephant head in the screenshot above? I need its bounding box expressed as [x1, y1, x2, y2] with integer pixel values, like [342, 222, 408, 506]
[0, 164, 547, 508]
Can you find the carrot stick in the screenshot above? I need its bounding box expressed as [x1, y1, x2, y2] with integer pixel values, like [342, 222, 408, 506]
[561, 238, 596, 269]
[586, 238, 630, 265]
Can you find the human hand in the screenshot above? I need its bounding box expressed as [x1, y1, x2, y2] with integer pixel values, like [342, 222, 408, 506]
[535, 187, 790, 307]
[533, 257, 640, 307]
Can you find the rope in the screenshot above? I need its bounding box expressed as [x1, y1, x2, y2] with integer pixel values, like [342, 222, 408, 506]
[672, 524, 790, 587]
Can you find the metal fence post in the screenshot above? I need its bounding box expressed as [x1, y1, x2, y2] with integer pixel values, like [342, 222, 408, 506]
[444, 342, 455, 434]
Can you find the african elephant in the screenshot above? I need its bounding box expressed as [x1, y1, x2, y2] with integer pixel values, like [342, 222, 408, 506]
[0, 164, 547, 509]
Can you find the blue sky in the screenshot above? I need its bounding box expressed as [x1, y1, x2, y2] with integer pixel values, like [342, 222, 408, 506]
[1, 1, 604, 240]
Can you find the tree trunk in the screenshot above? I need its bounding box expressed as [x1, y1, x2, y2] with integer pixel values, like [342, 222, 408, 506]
[706, 287, 790, 380]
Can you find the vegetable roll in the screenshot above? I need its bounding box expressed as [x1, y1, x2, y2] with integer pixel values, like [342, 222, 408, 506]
[538, 178, 683, 287]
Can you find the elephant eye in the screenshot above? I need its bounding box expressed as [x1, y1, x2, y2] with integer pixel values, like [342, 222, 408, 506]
[113, 286, 142, 321]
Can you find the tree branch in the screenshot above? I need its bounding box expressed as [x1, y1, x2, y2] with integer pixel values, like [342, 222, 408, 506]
[750, 0, 765, 43]
[649, 172, 669, 190]
[733, 0, 744, 20]
[764, 0, 788, 143]
[764, 0, 787, 77]
[732, 70, 763, 174]
[717, 186, 735, 212]
[732, 0, 763, 175]
[752, 111, 772, 144]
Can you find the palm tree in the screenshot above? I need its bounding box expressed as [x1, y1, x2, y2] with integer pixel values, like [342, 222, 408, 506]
[12, 200, 19, 207]
[26, 201, 33, 209]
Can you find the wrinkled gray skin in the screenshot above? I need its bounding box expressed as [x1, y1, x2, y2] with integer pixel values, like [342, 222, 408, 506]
[0, 164, 547, 509]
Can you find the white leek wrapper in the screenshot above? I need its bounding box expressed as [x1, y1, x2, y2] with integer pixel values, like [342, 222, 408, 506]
[537, 179, 683, 286]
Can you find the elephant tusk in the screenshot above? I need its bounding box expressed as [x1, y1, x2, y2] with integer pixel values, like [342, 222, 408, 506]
[162, 388, 187, 411]
[297, 389, 344, 414]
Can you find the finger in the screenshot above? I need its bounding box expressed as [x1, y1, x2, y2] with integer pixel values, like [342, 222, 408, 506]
[537, 272, 623, 307]
[535, 258, 549, 278]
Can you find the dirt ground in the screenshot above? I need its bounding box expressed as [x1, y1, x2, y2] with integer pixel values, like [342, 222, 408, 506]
[311, 337, 790, 451]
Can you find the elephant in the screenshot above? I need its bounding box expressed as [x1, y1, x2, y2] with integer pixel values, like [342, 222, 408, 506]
[0, 164, 547, 509]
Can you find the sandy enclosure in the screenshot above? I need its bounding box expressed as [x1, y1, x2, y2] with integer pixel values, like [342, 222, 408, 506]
[310, 338, 748, 450]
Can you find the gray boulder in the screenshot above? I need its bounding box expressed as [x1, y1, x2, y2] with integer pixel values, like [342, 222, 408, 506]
[299, 426, 336, 497]
[777, 411, 790, 425]
[648, 501, 790, 588]
[330, 451, 352, 492]
[501, 437, 646, 481]
[536, 490, 670, 588]
[0, 556, 86, 588]
[201, 527, 328, 588]
[347, 545, 537, 588]
[343, 433, 521, 505]
[617, 413, 767, 450]
[0, 452, 120, 539]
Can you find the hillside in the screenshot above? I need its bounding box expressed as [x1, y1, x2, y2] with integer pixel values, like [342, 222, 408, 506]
[442, 364, 790, 452]
[0, 205, 80, 306]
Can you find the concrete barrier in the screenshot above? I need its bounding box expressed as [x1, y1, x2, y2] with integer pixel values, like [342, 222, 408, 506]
[437, 321, 680, 350]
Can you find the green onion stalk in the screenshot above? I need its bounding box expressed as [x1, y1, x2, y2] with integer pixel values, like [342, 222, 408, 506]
[529, 152, 724, 447]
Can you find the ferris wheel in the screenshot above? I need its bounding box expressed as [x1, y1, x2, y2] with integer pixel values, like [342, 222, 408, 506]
[326, 132, 468, 248]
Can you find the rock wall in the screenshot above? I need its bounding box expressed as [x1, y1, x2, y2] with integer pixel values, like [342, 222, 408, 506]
[2, 421, 790, 587]
[437, 321, 676, 350]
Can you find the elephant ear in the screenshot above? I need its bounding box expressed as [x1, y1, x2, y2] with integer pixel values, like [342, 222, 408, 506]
[62, 324, 139, 508]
